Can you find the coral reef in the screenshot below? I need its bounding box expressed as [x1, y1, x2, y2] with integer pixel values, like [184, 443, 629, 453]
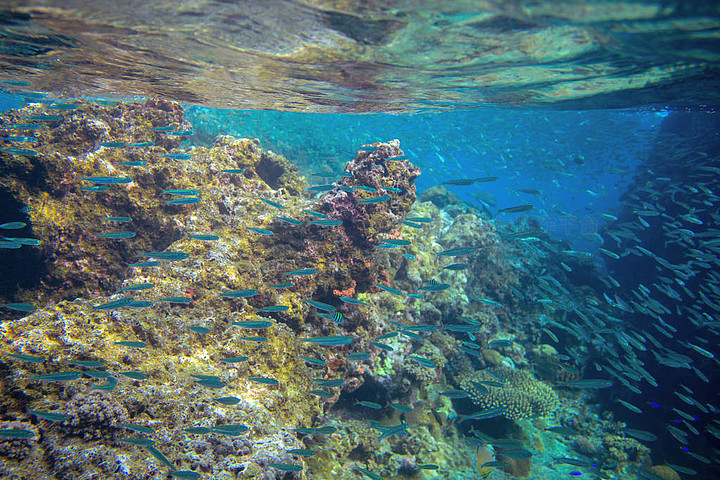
[601, 433, 650, 466]
[321, 140, 420, 248]
[404, 342, 445, 383]
[1, 98, 438, 479]
[457, 366, 560, 421]
[0, 99, 191, 304]
[0, 98, 665, 480]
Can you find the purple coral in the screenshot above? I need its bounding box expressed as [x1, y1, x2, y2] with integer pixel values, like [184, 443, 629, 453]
[320, 139, 420, 248]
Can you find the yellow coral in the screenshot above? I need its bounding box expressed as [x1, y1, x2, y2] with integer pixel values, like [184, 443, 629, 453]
[482, 349, 503, 367]
[649, 465, 681, 480]
[458, 367, 559, 421]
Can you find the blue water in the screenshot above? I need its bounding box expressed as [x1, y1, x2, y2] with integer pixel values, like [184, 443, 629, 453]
[186, 106, 663, 251]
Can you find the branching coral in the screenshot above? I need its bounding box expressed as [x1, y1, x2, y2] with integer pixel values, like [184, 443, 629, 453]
[458, 366, 559, 421]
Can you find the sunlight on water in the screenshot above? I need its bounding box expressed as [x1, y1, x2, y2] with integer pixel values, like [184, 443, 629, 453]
[0, 1, 718, 111]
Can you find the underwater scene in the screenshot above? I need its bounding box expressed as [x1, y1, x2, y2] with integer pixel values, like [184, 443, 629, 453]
[0, 1, 719, 480]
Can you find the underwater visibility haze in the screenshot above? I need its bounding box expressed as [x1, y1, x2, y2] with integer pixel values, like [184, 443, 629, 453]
[1, 1, 720, 479]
